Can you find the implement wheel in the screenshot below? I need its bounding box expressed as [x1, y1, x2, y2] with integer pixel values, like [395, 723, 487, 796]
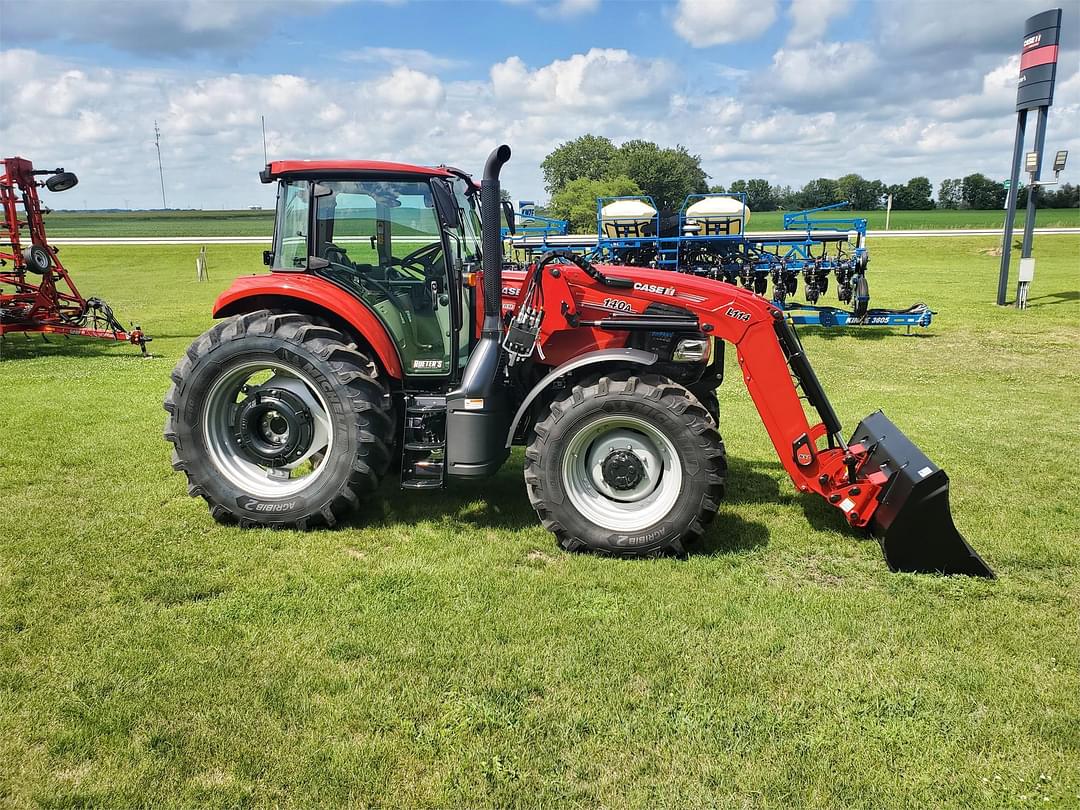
[164, 310, 392, 528]
[525, 374, 726, 557]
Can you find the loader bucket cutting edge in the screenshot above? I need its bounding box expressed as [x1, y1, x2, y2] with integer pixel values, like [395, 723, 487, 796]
[851, 411, 994, 578]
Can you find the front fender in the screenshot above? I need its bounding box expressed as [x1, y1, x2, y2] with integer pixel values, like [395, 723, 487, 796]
[505, 348, 658, 447]
[214, 273, 404, 379]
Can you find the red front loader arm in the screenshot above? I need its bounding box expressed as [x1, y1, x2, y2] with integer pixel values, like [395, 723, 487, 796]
[524, 254, 992, 577]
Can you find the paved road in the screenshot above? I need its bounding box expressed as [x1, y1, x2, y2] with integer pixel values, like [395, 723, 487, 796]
[47, 227, 1080, 246]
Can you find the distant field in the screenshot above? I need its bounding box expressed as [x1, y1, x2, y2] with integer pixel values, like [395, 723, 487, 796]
[747, 208, 1080, 231]
[45, 210, 275, 237]
[40, 207, 1080, 238]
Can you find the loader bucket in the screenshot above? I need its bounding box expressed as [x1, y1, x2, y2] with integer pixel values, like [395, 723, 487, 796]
[850, 411, 994, 578]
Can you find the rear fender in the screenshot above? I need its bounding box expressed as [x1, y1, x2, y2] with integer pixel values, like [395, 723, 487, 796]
[505, 348, 657, 447]
[213, 273, 404, 379]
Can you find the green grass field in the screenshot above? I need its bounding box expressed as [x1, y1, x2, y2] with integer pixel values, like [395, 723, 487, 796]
[1, 237, 1079, 807]
[41, 207, 1080, 237]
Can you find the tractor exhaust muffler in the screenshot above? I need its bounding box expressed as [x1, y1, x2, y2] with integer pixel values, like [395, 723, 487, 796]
[445, 144, 513, 479]
[850, 411, 994, 577]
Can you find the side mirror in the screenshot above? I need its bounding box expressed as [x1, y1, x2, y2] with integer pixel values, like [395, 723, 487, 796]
[311, 183, 333, 198]
[263, 250, 274, 266]
[501, 199, 516, 235]
[430, 180, 458, 228]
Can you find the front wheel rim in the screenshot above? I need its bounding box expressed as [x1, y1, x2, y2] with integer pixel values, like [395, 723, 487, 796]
[202, 360, 334, 498]
[561, 414, 683, 532]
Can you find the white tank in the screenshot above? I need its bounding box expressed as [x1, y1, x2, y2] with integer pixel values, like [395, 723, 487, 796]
[685, 195, 750, 234]
[600, 198, 657, 238]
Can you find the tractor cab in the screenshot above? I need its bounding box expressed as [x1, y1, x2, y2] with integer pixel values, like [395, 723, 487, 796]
[263, 161, 483, 379]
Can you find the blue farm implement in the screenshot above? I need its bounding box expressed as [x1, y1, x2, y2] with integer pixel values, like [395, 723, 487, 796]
[510, 195, 934, 331]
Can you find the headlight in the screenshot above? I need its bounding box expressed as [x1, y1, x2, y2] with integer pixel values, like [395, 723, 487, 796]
[673, 337, 709, 362]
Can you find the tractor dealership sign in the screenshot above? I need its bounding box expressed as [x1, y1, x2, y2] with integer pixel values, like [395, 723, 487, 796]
[1016, 8, 1062, 110]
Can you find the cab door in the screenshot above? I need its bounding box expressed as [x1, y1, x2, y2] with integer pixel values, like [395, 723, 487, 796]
[312, 179, 454, 377]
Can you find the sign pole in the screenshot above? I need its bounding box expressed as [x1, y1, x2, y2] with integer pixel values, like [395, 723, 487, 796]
[1019, 105, 1048, 260]
[997, 111, 1027, 305]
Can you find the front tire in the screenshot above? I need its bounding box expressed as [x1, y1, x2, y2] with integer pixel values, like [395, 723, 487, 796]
[525, 375, 726, 557]
[163, 310, 393, 529]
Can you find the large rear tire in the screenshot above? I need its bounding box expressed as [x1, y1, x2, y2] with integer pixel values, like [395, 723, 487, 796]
[163, 310, 393, 529]
[525, 375, 726, 557]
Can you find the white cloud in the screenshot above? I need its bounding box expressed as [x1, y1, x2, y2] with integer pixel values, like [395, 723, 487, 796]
[760, 42, 880, 106]
[368, 68, 445, 107]
[1, 41, 1076, 211]
[502, 0, 600, 18]
[786, 0, 853, 46]
[672, 0, 778, 48]
[549, 0, 601, 17]
[2, 0, 348, 55]
[340, 47, 466, 72]
[877, 0, 1059, 56]
[490, 49, 675, 111]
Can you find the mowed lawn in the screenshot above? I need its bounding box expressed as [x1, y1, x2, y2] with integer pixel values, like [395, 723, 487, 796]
[1, 237, 1078, 807]
[41, 206, 1080, 237]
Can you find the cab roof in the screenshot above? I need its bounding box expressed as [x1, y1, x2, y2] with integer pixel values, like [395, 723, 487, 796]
[261, 159, 453, 183]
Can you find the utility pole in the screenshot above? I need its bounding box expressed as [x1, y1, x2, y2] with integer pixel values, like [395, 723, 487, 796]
[261, 115, 268, 165]
[154, 121, 167, 210]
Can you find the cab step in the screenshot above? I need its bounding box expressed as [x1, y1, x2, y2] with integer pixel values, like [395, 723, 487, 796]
[400, 395, 447, 490]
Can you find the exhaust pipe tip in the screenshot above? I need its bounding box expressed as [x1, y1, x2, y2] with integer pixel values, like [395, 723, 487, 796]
[484, 145, 512, 179]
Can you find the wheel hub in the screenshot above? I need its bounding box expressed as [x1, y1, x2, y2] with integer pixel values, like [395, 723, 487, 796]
[234, 387, 314, 466]
[601, 449, 645, 491]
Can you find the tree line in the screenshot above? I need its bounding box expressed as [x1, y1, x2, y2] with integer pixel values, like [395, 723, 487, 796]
[539, 134, 1078, 232]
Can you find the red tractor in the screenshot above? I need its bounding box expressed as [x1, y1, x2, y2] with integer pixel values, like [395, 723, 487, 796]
[164, 146, 991, 576]
[0, 157, 147, 353]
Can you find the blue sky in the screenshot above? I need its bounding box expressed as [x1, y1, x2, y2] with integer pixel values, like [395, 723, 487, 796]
[1, 0, 1076, 209]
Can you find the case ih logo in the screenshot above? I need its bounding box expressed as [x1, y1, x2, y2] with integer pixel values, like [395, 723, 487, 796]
[633, 282, 675, 296]
[1023, 33, 1041, 49]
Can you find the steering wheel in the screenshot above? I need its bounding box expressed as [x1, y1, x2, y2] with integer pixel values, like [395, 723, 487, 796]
[323, 243, 351, 268]
[388, 242, 443, 278]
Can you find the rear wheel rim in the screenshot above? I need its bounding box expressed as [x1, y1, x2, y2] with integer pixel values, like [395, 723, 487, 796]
[561, 414, 683, 532]
[202, 360, 334, 498]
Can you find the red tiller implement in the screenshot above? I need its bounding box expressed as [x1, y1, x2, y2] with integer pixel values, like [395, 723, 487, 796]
[0, 157, 148, 354]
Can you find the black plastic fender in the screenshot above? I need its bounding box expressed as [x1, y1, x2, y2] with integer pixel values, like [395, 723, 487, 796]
[505, 348, 658, 448]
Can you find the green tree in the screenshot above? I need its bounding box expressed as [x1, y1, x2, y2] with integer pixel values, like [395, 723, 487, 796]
[938, 178, 962, 209]
[887, 177, 935, 210]
[548, 175, 644, 232]
[836, 174, 884, 210]
[961, 173, 1006, 209]
[796, 178, 841, 209]
[772, 184, 797, 209]
[540, 134, 618, 195]
[611, 140, 709, 215]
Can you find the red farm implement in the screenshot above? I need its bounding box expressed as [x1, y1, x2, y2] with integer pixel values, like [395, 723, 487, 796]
[0, 157, 147, 354]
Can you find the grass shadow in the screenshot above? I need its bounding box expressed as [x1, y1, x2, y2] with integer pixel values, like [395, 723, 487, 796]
[796, 325, 934, 341]
[359, 453, 775, 560]
[361, 455, 537, 532]
[1025, 289, 1079, 307]
[686, 511, 769, 557]
[0, 335, 150, 361]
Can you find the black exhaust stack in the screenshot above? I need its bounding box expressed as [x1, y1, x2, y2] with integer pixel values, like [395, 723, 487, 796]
[445, 145, 513, 478]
